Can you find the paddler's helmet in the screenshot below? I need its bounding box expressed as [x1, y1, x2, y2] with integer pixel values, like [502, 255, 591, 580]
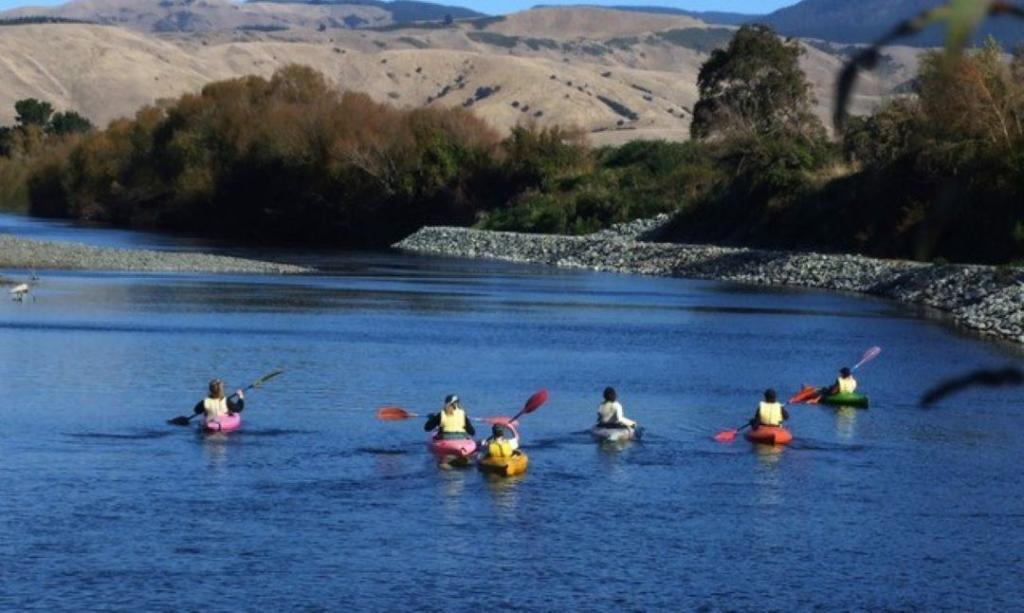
[840, 367, 852, 377]
[492, 424, 505, 437]
[764, 389, 777, 402]
[444, 394, 460, 410]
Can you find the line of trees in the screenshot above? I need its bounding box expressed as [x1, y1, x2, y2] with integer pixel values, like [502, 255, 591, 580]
[9, 26, 1024, 263]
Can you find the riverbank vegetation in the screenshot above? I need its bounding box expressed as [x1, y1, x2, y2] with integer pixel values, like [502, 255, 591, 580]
[5, 24, 1023, 263]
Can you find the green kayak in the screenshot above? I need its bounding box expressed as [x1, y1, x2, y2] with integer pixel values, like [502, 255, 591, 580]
[819, 392, 869, 408]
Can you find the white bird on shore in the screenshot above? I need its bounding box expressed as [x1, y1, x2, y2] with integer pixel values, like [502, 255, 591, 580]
[10, 283, 30, 301]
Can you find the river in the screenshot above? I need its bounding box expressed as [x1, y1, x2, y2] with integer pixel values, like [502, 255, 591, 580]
[1, 213, 1021, 610]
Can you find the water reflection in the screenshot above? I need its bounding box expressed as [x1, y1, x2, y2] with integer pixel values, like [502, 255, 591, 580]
[752, 445, 783, 507]
[483, 474, 522, 519]
[834, 406, 859, 441]
[201, 432, 230, 470]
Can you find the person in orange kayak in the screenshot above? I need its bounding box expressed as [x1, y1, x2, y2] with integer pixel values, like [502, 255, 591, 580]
[482, 424, 520, 459]
[597, 387, 636, 429]
[193, 378, 244, 419]
[749, 389, 789, 428]
[424, 394, 476, 439]
[829, 367, 858, 395]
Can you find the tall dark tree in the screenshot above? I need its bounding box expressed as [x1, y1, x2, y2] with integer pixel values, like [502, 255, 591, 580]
[690, 25, 823, 141]
[47, 111, 94, 136]
[14, 98, 54, 127]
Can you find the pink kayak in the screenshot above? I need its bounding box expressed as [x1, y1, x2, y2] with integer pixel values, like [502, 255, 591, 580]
[427, 436, 477, 461]
[203, 413, 241, 433]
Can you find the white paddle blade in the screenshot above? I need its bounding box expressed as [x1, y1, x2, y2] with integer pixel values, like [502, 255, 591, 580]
[854, 346, 882, 370]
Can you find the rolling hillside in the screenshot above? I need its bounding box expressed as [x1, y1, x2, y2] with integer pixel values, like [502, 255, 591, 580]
[0, 5, 917, 144]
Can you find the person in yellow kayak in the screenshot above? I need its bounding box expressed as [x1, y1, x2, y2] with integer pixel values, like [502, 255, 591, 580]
[828, 367, 857, 395]
[749, 389, 789, 428]
[424, 394, 476, 439]
[597, 387, 636, 429]
[193, 378, 244, 419]
[481, 424, 521, 459]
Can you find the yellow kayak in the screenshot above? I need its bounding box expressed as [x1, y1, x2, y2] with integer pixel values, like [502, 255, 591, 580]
[478, 452, 529, 477]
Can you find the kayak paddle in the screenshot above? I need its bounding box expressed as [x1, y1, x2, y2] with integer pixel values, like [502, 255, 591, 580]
[167, 369, 285, 426]
[714, 422, 751, 443]
[853, 346, 882, 371]
[480, 389, 549, 425]
[376, 406, 420, 420]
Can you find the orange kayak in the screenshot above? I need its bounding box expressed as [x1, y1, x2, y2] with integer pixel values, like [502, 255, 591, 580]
[745, 426, 793, 446]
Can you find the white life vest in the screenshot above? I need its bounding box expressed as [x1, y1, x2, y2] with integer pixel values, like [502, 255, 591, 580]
[203, 397, 229, 418]
[837, 376, 858, 393]
[757, 401, 784, 427]
[598, 401, 635, 427]
[438, 408, 467, 434]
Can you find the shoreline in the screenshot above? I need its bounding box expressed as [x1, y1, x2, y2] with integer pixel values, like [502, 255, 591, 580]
[395, 225, 1024, 346]
[0, 234, 312, 275]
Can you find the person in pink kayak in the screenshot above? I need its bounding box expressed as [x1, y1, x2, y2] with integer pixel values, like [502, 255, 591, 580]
[596, 387, 636, 429]
[193, 378, 244, 420]
[424, 394, 476, 439]
[749, 389, 789, 428]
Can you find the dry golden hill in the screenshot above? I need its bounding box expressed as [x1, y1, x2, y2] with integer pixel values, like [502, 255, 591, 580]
[0, 7, 916, 144]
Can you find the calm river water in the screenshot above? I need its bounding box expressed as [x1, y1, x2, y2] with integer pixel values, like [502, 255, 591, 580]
[1, 213, 1022, 610]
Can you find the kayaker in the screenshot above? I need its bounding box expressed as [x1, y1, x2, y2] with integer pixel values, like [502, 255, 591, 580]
[597, 387, 636, 429]
[749, 389, 789, 428]
[193, 379, 244, 419]
[424, 394, 476, 439]
[829, 367, 858, 395]
[482, 424, 519, 458]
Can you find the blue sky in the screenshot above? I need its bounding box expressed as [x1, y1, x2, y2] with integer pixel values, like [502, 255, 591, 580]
[0, 1, 798, 15]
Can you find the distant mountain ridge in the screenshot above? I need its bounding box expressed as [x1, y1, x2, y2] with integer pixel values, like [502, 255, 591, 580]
[251, 0, 486, 23]
[528, 5, 754, 25]
[576, 1, 1024, 47]
[760, 0, 1024, 46]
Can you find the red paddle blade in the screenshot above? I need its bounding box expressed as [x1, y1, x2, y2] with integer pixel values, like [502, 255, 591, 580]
[714, 429, 738, 443]
[376, 407, 416, 421]
[522, 389, 549, 414]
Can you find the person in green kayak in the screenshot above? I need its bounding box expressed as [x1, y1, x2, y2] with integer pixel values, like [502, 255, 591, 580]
[828, 367, 858, 395]
[424, 394, 476, 439]
[597, 387, 636, 429]
[193, 378, 244, 419]
[482, 424, 520, 459]
[749, 388, 789, 428]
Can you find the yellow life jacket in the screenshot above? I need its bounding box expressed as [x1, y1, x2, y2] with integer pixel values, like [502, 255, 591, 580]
[837, 376, 858, 394]
[757, 401, 784, 427]
[203, 397, 229, 418]
[488, 438, 514, 458]
[438, 408, 467, 434]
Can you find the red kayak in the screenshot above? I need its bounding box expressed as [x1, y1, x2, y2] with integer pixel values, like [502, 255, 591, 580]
[789, 385, 821, 404]
[745, 425, 793, 446]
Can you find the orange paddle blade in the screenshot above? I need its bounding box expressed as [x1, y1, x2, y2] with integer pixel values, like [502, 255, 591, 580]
[376, 407, 417, 421]
[714, 429, 738, 443]
[789, 385, 819, 404]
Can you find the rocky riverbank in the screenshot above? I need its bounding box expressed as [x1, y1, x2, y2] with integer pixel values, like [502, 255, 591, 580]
[0, 234, 311, 275]
[395, 225, 1024, 345]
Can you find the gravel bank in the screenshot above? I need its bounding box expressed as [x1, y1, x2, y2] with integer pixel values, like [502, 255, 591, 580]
[0, 234, 311, 275]
[396, 224, 1024, 345]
